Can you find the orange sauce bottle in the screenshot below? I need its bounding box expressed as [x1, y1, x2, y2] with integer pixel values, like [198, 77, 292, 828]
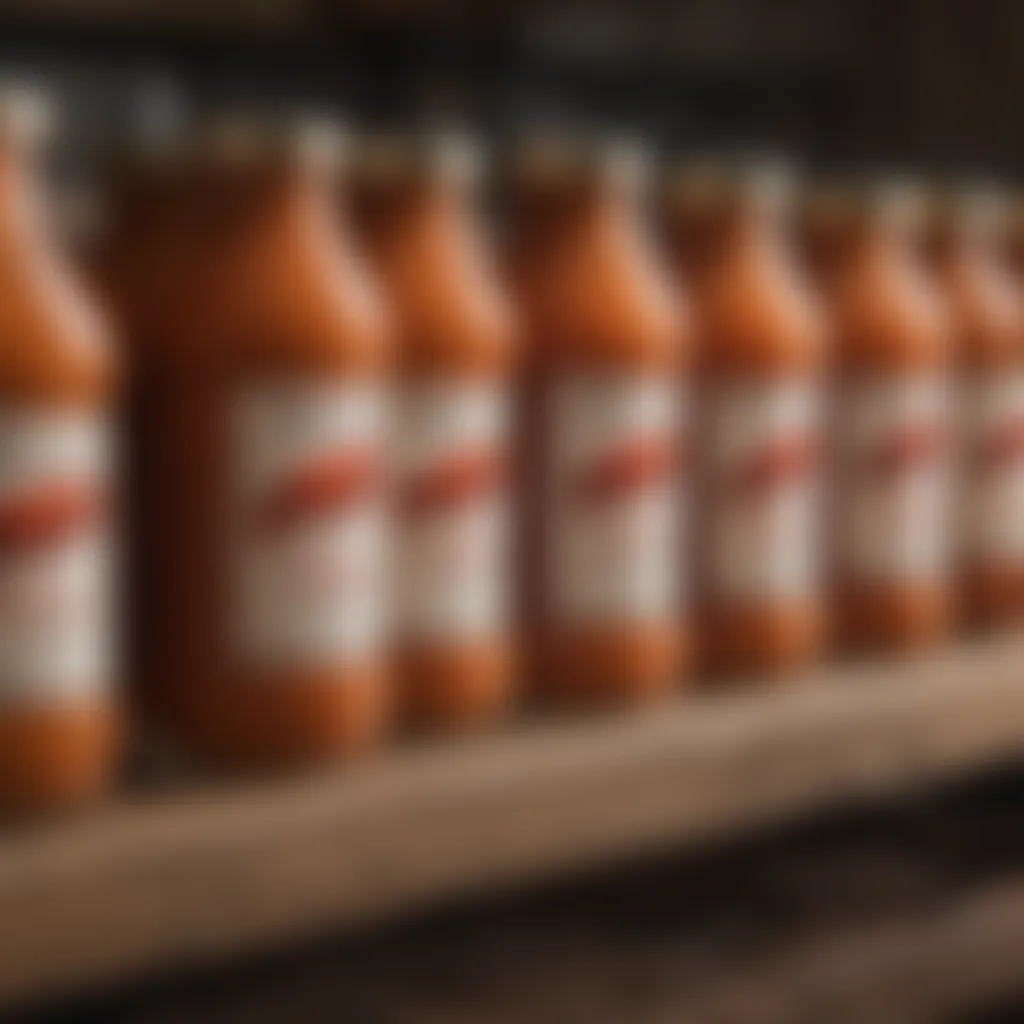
[103, 114, 392, 766]
[0, 88, 119, 812]
[929, 187, 1024, 626]
[353, 135, 517, 729]
[506, 139, 687, 705]
[823, 182, 952, 650]
[677, 163, 825, 676]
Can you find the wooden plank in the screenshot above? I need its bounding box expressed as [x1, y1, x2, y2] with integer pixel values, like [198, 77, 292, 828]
[1, 636, 1024, 1008]
[680, 877, 1024, 1024]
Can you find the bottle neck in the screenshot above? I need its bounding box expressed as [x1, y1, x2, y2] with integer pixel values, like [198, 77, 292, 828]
[185, 161, 342, 253]
[825, 214, 926, 273]
[511, 179, 643, 259]
[357, 176, 468, 246]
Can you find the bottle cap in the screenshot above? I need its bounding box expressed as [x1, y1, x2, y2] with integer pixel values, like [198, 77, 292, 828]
[354, 129, 482, 188]
[504, 132, 651, 195]
[663, 154, 797, 218]
[194, 108, 348, 171]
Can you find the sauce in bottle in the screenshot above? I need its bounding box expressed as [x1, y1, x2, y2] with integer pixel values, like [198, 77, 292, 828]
[824, 182, 952, 650]
[928, 187, 1024, 626]
[0, 88, 119, 812]
[507, 139, 687, 705]
[353, 135, 516, 729]
[103, 114, 392, 766]
[680, 163, 825, 676]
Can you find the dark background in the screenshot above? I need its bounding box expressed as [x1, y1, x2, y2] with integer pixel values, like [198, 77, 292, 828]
[0, 0, 1022, 178]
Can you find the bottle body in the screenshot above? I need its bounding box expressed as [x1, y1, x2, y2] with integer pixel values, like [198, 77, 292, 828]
[356, 150, 517, 730]
[692, 214, 825, 677]
[0, 127, 119, 812]
[934, 199, 1024, 626]
[106, 148, 392, 767]
[511, 163, 687, 705]
[827, 209, 952, 651]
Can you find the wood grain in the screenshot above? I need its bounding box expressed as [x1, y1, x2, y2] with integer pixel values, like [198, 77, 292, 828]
[2, 636, 1024, 1008]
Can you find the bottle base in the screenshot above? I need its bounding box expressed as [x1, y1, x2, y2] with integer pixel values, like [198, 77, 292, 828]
[835, 584, 952, 653]
[159, 667, 392, 771]
[0, 699, 120, 817]
[533, 623, 688, 708]
[699, 602, 824, 679]
[400, 639, 517, 732]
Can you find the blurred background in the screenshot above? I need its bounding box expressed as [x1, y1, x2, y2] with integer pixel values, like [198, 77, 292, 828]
[5, 1, 1024, 176]
[7, 3, 1024, 1023]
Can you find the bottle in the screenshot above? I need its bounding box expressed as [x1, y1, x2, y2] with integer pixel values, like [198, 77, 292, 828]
[824, 181, 952, 650]
[506, 138, 687, 705]
[102, 113, 392, 766]
[0, 87, 119, 812]
[928, 186, 1024, 626]
[353, 134, 516, 729]
[683, 162, 825, 676]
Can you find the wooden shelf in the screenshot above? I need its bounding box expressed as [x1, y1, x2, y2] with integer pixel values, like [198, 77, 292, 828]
[3, 637, 1024, 1009]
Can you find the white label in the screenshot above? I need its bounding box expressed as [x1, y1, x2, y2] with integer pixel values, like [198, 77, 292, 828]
[231, 384, 388, 668]
[835, 377, 950, 582]
[0, 411, 112, 702]
[703, 382, 820, 601]
[397, 383, 508, 642]
[546, 376, 681, 624]
[961, 373, 1024, 564]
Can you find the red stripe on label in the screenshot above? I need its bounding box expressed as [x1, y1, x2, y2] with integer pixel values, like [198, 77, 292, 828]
[0, 481, 103, 555]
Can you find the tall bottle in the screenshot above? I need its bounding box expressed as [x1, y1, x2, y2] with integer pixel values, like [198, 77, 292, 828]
[507, 139, 687, 705]
[824, 182, 952, 650]
[928, 187, 1024, 626]
[678, 163, 825, 676]
[102, 114, 392, 766]
[353, 135, 517, 729]
[0, 88, 119, 811]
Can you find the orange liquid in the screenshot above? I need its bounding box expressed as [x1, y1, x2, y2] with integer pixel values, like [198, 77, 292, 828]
[931, 198, 1024, 627]
[680, 186, 825, 677]
[508, 159, 688, 705]
[824, 195, 953, 651]
[0, 119, 119, 812]
[355, 150, 518, 730]
[103, 139, 392, 767]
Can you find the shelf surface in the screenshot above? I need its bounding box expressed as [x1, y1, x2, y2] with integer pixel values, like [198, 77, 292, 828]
[3, 637, 1024, 1008]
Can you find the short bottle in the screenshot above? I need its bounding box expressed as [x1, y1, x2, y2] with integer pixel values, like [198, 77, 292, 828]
[0, 87, 120, 812]
[353, 134, 517, 729]
[823, 181, 953, 650]
[102, 113, 392, 766]
[928, 186, 1024, 626]
[506, 138, 688, 705]
[678, 162, 825, 676]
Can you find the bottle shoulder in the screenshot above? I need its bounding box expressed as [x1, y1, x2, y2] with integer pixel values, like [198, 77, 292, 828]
[132, 210, 392, 377]
[828, 250, 950, 370]
[370, 222, 516, 376]
[0, 240, 114, 404]
[694, 241, 823, 374]
[514, 226, 686, 372]
[944, 256, 1024, 367]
